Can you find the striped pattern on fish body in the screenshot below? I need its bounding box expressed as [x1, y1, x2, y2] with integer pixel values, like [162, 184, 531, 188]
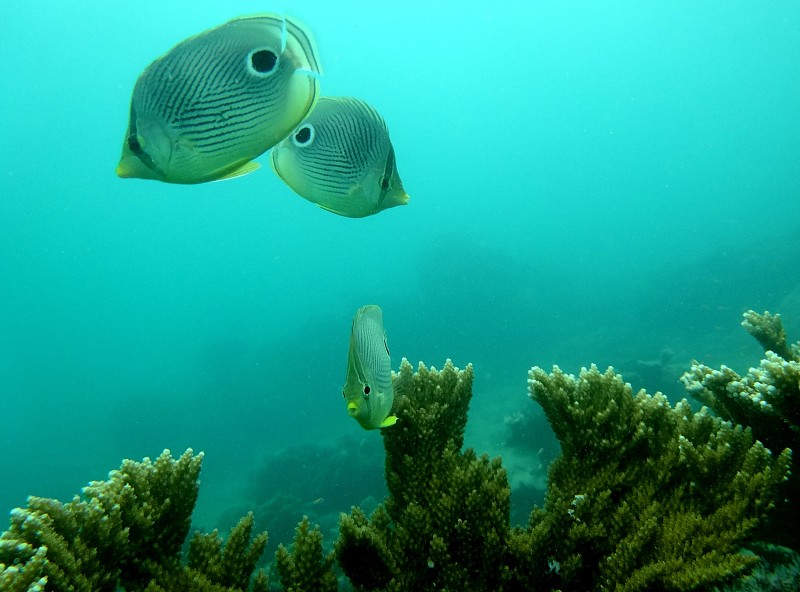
[271, 96, 409, 217]
[117, 14, 321, 184]
[342, 305, 397, 430]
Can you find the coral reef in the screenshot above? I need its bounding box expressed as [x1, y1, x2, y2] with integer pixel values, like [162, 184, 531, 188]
[3, 351, 794, 591]
[741, 310, 799, 362]
[332, 359, 790, 591]
[275, 516, 338, 592]
[336, 359, 510, 591]
[508, 365, 791, 591]
[0, 449, 268, 592]
[184, 512, 268, 591]
[681, 310, 800, 549]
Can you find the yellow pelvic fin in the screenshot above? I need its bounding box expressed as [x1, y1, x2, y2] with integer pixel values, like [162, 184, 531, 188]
[379, 415, 398, 429]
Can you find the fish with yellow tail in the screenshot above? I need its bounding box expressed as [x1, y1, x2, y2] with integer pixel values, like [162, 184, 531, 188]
[343, 305, 404, 430]
[117, 14, 321, 184]
[271, 96, 409, 217]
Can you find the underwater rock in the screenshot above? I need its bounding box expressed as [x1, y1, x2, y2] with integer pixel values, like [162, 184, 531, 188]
[241, 433, 387, 559]
[721, 542, 800, 592]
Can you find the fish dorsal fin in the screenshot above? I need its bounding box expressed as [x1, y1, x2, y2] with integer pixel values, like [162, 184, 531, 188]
[214, 160, 262, 182]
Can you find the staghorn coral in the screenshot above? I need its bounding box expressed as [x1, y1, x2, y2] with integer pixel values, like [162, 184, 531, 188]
[336, 358, 510, 592]
[681, 309, 800, 550]
[0, 449, 268, 592]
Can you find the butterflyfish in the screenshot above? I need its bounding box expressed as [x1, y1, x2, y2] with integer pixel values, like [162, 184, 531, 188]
[343, 305, 399, 430]
[271, 96, 409, 217]
[117, 14, 321, 184]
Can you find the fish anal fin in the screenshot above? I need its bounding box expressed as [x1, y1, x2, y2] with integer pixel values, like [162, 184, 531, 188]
[214, 161, 262, 182]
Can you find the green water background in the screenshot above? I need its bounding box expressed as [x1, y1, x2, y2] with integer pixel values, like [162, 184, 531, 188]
[1, 0, 798, 538]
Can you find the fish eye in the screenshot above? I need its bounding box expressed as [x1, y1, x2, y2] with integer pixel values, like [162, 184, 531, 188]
[292, 124, 315, 147]
[363, 385, 371, 399]
[341, 390, 346, 399]
[247, 48, 279, 76]
[380, 176, 391, 190]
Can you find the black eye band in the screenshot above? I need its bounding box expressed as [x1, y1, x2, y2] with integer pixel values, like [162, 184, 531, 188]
[378, 145, 396, 197]
[126, 109, 160, 174]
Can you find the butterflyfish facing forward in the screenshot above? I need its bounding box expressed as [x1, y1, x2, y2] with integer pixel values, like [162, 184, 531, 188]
[343, 305, 400, 430]
[271, 96, 409, 217]
[117, 14, 321, 184]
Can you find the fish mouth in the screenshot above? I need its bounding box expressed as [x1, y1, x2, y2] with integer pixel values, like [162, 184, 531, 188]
[116, 160, 134, 178]
[347, 402, 358, 416]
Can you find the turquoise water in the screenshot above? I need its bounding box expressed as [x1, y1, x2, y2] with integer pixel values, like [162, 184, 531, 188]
[1, 0, 799, 548]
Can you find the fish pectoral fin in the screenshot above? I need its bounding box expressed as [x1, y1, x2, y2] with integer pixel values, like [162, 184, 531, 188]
[379, 415, 398, 429]
[214, 161, 262, 182]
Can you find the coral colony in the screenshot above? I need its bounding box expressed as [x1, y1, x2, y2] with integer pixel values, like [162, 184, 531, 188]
[2, 311, 798, 591]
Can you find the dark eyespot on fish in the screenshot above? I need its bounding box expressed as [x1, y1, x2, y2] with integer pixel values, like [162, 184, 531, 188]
[116, 14, 322, 184]
[294, 125, 314, 145]
[270, 96, 409, 217]
[249, 49, 278, 73]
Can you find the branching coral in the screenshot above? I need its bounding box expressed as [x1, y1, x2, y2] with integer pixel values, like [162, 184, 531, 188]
[0, 450, 268, 592]
[741, 310, 799, 363]
[681, 310, 799, 448]
[336, 359, 511, 592]
[3, 346, 795, 591]
[681, 309, 800, 550]
[185, 512, 268, 591]
[275, 516, 337, 592]
[332, 359, 790, 591]
[506, 365, 791, 592]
